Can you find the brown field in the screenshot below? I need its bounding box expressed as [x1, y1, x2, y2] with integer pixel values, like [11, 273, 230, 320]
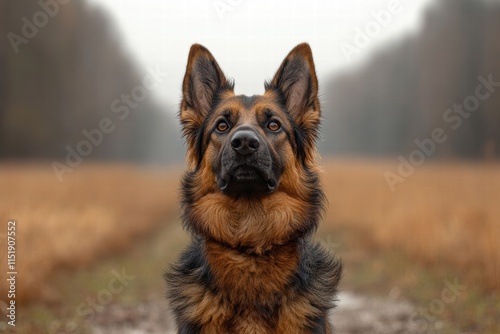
[322, 159, 500, 291]
[0, 159, 498, 307]
[0, 163, 180, 304]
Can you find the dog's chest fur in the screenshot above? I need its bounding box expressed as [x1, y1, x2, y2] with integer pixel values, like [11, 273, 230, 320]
[166, 238, 341, 334]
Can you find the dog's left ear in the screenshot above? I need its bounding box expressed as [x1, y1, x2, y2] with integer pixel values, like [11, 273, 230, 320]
[266, 43, 320, 162]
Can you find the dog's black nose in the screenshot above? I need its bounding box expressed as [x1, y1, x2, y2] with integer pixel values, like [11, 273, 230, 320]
[231, 130, 260, 155]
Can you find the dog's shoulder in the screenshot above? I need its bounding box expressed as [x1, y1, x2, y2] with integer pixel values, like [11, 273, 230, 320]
[165, 237, 211, 289]
[273, 240, 341, 333]
[164, 238, 215, 331]
[292, 239, 343, 309]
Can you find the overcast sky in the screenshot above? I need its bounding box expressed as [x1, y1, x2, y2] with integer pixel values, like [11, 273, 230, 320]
[90, 0, 434, 111]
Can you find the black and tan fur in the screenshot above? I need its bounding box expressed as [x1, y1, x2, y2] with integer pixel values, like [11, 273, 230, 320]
[165, 43, 342, 334]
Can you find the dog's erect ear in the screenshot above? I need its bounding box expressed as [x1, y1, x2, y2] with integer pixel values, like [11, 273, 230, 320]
[266, 43, 320, 163]
[180, 44, 233, 166]
[181, 44, 231, 118]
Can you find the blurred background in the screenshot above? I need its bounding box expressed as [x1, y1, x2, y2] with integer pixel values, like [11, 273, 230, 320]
[0, 0, 499, 333]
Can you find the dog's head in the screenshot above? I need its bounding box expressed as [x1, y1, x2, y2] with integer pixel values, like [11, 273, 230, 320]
[179, 43, 324, 252]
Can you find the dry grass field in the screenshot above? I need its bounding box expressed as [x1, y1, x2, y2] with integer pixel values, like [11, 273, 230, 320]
[0, 163, 180, 304]
[0, 159, 498, 312]
[322, 159, 500, 291]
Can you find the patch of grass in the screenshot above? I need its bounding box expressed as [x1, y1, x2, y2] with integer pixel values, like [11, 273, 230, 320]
[322, 159, 500, 291]
[0, 163, 180, 304]
[318, 226, 500, 334]
[16, 220, 188, 333]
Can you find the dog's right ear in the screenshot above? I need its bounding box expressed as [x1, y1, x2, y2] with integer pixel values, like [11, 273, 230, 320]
[180, 44, 232, 143]
[180, 44, 233, 167]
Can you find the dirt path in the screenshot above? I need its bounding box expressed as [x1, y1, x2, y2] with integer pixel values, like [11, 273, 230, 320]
[85, 223, 425, 333]
[90, 291, 423, 334]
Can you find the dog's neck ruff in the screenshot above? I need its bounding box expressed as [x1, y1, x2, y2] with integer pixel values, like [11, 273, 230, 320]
[205, 235, 298, 256]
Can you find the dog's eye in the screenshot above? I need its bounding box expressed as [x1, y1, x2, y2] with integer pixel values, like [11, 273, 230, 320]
[216, 121, 229, 132]
[267, 121, 280, 132]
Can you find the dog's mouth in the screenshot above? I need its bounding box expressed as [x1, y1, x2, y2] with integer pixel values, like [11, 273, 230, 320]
[218, 165, 277, 195]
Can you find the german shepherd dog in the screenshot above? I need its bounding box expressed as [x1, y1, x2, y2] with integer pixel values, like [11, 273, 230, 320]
[166, 43, 342, 334]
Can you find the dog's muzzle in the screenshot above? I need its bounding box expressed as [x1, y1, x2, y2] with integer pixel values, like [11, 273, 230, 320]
[217, 127, 277, 195]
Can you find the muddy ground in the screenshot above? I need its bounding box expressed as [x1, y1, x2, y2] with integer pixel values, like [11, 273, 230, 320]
[91, 291, 425, 334]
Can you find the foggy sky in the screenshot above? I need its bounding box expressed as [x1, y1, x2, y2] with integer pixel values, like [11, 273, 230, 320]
[90, 0, 433, 111]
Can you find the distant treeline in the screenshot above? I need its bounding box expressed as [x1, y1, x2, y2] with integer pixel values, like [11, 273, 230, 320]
[1, 0, 499, 163]
[0, 1, 183, 163]
[321, 0, 500, 159]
